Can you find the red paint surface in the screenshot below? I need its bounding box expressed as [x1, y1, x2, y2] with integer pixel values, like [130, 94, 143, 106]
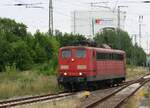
[58, 46, 126, 79]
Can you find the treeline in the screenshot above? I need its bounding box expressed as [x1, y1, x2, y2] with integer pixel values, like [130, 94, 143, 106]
[0, 18, 147, 72]
[94, 29, 146, 65]
[0, 18, 59, 72]
[0, 18, 86, 72]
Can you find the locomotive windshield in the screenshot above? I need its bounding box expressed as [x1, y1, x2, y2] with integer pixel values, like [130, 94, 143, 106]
[76, 49, 86, 58]
[62, 49, 71, 58]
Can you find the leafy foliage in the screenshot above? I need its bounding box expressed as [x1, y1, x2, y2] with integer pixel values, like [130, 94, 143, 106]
[0, 18, 27, 42]
[0, 40, 13, 71]
[55, 30, 87, 47]
[11, 41, 33, 70]
[130, 44, 146, 66]
[93, 29, 146, 66]
[0, 18, 60, 72]
[0, 17, 147, 72]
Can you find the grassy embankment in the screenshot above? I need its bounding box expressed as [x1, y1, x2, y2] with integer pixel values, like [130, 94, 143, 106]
[126, 65, 149, 80]
[122, 66, 150, 108]
[0, 65, 149, 100]
[0, 64, 62, 100]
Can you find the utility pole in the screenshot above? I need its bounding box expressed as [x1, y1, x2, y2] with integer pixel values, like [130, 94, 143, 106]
[117, 6, 127, 49]
[90, 2, 93, 10]
[49, 0, 53, 36]
[117, 6, 127, 29]
[117, 6, 121, 29]
[92, 19, 95, 36]
[139, 15, 143, 47]
[132, 34, 137, 45]
[147, 40, 149, 54]
[134, 34, 137, 45]
[73, 11, 76, 34]
[117, 6, 121, 49]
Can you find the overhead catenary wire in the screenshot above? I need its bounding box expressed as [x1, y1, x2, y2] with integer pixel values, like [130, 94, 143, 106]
[42, 7, 93, 22]
[113, 0, 119, 12]
[55, 0, 85, 6]
[6, 0, 150, 43]
[54, 11, 93, 22]
[55, 0, 88, 10]
[10, 0, 24, 3]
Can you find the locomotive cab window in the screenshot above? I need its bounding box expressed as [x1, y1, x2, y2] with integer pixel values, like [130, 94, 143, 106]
[62, 49, 71, 58]
[76, 49, 86, 58]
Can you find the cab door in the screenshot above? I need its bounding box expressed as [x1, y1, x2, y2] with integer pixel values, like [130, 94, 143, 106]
[91, 50, 97, 76]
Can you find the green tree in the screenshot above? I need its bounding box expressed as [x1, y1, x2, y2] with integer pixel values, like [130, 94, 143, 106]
[0, 18, 61, 72]
[0, 18, 27, 40]
[93, 29, 146, 65]
[34, 43, 47, 63]
[0, 40, 13, 72]
[34, 30, 60, 61]
[55, 32, 87, 47]
[131, 44, 146, 66]
[11, 41, 33, 70]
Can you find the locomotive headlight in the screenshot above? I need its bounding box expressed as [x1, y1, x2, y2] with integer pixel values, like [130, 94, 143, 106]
[71, 58, 75, 62]
[64, 72, 67, 76]
[79, 72, 83, 76]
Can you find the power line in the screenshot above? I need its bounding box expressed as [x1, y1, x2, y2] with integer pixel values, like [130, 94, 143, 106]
[90, 0, 150, 4]
[113, 0, 119, 11]
[10, 0, 24, 3]
[55, 0, 87, 9]
[55, 0, 84, 6]
[52, 10, 93, 22]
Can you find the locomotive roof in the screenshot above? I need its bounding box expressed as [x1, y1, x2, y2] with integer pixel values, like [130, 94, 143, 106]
[60, 46, 125, 54]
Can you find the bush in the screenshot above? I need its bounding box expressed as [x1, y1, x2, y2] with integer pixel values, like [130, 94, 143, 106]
[34, 31, 60, 60]
[0, 40, 13, 72]
[11, 41, 33, 70]
[93, 29, 146, 66]
[55, 32, 87, 47]
[39, 56, 58, 76]
[34, 43, 47, 63]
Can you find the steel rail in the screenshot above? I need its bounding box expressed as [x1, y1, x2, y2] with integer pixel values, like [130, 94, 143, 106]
[85, 76, 150, 108]
[0, 92, 74, 108]
[114, 78, 150, 108]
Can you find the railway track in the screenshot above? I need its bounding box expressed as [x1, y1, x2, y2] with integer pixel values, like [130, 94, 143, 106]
[80, 74, 150, 108]
[0, 92, 74, 108]
[1, 74, 150, 108]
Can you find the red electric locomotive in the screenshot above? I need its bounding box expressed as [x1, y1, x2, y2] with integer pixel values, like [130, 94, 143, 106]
[58, 46, 126, 90]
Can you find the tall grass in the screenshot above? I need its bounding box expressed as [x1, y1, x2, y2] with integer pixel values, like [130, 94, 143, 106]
[126, 65, 148, 80]
[0, 64, 148, 100]
[39, 57, 58, 76]
[0, 69, 62, 100]
[0, 58, 61, 100]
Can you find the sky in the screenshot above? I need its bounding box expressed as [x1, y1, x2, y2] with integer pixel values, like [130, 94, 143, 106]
[0, 0, 150, 53]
